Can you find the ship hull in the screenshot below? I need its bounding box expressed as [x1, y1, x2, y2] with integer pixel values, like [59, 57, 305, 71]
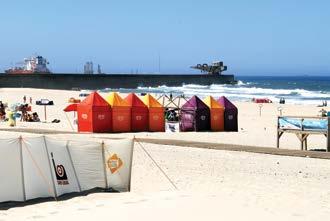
[0, 73, 236, 90]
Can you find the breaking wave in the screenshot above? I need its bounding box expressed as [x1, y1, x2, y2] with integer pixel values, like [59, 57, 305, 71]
[101, 78, 330, 105]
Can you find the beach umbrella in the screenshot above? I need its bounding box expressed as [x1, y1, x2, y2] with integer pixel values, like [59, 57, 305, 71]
[63, 103, 78, 112]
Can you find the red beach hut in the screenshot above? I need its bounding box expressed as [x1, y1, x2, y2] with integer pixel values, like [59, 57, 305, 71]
[142, 94, 165, 132]
[106, 92, 131, 132]
[124, 93, 149, 132]
[77, 92, 112, 133]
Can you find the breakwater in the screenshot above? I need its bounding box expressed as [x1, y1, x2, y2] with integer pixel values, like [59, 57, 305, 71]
[0, 73, 236, 90]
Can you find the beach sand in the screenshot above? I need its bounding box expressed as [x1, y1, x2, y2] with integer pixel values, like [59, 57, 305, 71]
[0, 88, 329, 220]
[0, 88, 328, 149]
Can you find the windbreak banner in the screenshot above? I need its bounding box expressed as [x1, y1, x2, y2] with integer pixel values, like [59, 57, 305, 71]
[68, 140, 106, 191]
[0, 138, 23, 202]
[22, 137, 55, 200]
[45, 137, 80, 197]
[104, 139, 134, 192]
[0, 136, 134, 203]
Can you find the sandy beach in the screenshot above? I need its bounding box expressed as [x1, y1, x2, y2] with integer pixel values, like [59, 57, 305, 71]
[0, 88, 330, 220]
[0, 88, 328, 149]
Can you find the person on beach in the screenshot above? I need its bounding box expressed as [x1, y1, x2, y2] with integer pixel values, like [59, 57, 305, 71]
[0, 101, 5, 120]
[20, 104, 28, 121]
[23, 95, 26, 103]
[29, 97, 32, 104]
[7, 111, 16, 127]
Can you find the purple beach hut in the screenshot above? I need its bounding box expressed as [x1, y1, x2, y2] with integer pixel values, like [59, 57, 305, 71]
[179, 95, 210, 131]
[217, 96, 238, 131]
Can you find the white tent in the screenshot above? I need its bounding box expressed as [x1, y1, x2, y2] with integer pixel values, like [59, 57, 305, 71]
[0, 136, 134, 203]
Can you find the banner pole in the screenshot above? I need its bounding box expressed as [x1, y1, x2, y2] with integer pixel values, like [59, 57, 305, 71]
[101, 141, 109, 189]
[43, 136, 58, 200]
[66, 140, 82, 192]
[128, 137, 135, 192]
[64, 112, 75, 131]
[19, 136, 27, 201]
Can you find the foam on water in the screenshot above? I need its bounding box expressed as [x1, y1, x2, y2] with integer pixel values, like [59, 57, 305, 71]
[101, 78, 330, 105]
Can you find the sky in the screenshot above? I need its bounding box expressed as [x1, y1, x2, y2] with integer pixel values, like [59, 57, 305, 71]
[0, 0, 329, 75]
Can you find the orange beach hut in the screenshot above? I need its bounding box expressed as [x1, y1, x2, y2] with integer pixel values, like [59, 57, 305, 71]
[142, 94, 165, 132]
[124, 93, 149, 132]
[106, 92, 131, 132]
[77, 92, 112, 133]
[203, 96, 224, 131]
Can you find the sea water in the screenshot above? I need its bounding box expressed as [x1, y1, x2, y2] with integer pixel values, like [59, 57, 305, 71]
[102, 76, 330, 105]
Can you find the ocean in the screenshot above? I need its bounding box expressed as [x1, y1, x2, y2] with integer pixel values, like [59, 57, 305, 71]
[103, 76, 330, 105]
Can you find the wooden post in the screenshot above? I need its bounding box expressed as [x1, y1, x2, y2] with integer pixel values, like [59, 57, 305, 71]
[44, 105, 47, 122]
[327, 117, 330, 152]
[276, 116, 280, 148]
[258, 104, 263, 117]
[19, 136, 26, 201]
[300, 134, 304, 151]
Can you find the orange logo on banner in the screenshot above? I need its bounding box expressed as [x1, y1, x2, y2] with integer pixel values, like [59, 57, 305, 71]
[107, 154, 123, 174]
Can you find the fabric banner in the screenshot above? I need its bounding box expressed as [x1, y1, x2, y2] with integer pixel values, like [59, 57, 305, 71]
[45, 137, 80, 197]
[0, 138, 23, 202]
[0, 136, 134, 203]
[279, 117, 328, 130]
[22, 137, 55, 200]
[104, 139, 134, 192]
[68, 140, 106, 191]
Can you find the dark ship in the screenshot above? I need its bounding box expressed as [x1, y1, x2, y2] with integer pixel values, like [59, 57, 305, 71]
[0, 57, 236, 90]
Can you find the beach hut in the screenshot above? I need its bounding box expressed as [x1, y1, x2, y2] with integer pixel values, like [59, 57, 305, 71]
[180, 96, 210, 132]
[124, 93, 149, 132]
[77, 92, 112, 133]
[203, 96, 224, 131]
[106, 92, 131, 132]
[217, 96, 238, 132]
[142, 94, 165, 132]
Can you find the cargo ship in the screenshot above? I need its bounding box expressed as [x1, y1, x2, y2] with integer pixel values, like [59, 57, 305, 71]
[5, 55, 51, 74]
[1, 55, 236, 90]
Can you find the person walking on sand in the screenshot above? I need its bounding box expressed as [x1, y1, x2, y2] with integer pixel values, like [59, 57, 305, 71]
[23, 95, 26, 103]
[29, 97, 32, 104]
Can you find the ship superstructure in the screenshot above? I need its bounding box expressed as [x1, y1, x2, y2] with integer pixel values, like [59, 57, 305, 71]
[5, 55, 51, 74]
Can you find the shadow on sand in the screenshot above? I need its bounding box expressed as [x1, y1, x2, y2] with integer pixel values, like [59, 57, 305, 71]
[0, 188, 118, 210]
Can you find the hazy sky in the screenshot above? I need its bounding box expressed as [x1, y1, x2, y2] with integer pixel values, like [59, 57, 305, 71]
[0, 0, 329, 75]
